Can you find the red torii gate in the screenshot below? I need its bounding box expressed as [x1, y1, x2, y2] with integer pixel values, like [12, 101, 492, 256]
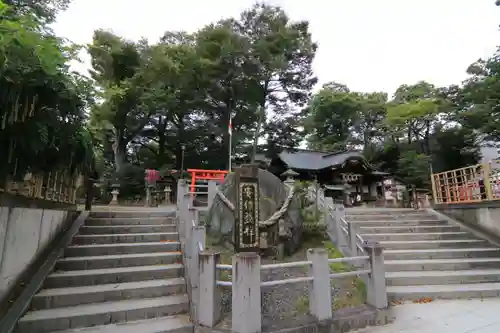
[187, 169, 228, 193]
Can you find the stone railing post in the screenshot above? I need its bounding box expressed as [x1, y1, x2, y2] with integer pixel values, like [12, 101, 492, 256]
[178, 193, 193, 241]
[185, 206, 197, 259]
[198, 252, 221, 327]
[363, 241, 388, 309]
[207, 180, 217, 208]
[322, 196, 331, 224]
[348, 221, 357, 257]
[307, 248, 332, 321]
[191, 226, 206, 322]
[232, 252, 261, 333]
[176, 179, 186, 208]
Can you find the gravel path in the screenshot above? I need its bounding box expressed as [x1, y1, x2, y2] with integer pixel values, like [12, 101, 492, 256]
[216, 248, 365, 329]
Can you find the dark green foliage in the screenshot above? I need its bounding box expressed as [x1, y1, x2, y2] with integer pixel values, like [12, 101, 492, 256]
[0, 1, 95, 185]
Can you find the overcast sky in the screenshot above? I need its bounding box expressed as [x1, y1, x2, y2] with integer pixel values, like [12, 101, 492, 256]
[51, 0, 499, 97]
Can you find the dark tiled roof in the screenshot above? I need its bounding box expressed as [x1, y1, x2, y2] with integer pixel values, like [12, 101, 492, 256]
[278, 149, 366, 170]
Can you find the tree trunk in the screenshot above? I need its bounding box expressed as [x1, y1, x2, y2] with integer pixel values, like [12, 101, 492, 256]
[113, 135, 127, 173]
[157, 117, 167, 166]
[175, 125, 185, 171]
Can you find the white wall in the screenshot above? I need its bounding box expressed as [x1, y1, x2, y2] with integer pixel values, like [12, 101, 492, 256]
[0, 207, 71, 304]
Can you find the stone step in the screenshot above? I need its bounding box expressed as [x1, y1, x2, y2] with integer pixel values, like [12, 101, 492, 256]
[32, 278, 186, 309]
[387, 283, 500, 301]
[361, 232, 475, 242]
[45, 264, 184, 288]
[16, 295, 189, 333]
[385, 258, 500, 272]
[347, 215, 439, 221]
[349, 220, 448, 227]
[56, 252, 182, 270]
[72, 232, 179, 245]
[346, 208, 428, 215]
[358, 225, 462, 234]
[64, 242, 181, 257]
[54, 315, 193, 333]
[79, 224, 178, 234]
[85, 217, 176, 226]
[386, 269, 500, 286]
[90, 211, 175, 218]
[384, 248, 500, 260]
[379, 239, 489, 250]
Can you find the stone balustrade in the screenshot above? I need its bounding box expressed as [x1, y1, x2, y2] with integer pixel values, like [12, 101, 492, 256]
[177, 181, 388, 333]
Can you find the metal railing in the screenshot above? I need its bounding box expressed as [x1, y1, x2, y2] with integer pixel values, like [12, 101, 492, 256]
[431, 161, 500, 204]
[177, 181, 388, 332]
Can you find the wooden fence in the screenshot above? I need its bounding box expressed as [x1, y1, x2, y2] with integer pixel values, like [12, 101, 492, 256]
[0, 171, 81, 204]
[431, 161, 500, 204]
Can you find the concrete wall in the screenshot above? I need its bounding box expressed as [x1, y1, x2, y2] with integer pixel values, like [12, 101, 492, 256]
[435, 201, 500, 238]
[0, 193, 77, 307]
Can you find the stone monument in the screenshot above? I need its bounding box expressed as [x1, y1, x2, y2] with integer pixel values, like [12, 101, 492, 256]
[205, 164, 304, 257]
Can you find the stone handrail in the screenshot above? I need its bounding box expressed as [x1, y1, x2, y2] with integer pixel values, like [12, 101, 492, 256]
[177, 181, 388, 333]
[308, 185, 367, 257]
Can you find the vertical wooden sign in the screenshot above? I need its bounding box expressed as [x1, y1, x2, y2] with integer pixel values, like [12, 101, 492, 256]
[235, 164, 260, 252]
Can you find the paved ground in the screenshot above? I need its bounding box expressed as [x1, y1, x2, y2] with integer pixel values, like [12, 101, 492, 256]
[354, 298, 500, 333]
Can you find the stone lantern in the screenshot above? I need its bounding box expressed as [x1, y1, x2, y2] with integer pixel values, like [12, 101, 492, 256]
[109, 183, 120, 206]
[281, 168, 299, 187]
[164, 185, 172, 205]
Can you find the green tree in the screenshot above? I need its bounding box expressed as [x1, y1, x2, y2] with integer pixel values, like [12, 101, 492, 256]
[0, 1, 95, 184]
[88, 30, 152, 172]
[459, 49, 500, 142]
[3, 0, 71, 23]
[304, 83, 386, 152]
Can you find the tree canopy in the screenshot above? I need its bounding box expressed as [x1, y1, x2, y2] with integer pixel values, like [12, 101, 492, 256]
[0, 0, 95, 188]
[3, 0, 500, 196]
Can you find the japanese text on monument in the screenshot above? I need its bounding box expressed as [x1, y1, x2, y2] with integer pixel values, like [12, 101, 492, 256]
[238, 182, 259, 248]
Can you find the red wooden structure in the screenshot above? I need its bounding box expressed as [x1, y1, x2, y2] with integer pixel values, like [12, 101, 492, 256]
[187, 169, 228, 193]
[145, 169, 161, 184]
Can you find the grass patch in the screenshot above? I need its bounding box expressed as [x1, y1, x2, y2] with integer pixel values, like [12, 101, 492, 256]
[294, 295, 309, 313]
[205, 235, 233, 281]
[324, 240, 367, 309]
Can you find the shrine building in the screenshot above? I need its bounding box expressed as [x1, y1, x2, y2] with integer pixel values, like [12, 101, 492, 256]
[261, 149, 391, 205]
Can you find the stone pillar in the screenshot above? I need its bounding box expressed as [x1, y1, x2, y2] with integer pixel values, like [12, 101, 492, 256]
[363, 241, 388, 309]
[177, 179, 186, 207]
[198, 252, 221, 327]
[348, 221, 357, 257]
[324, 196, 334, 226]
[145, 186, 152, 207]
[232, 252, 261, 333]
[307, 248, 332, 321]
[191, 226, 206, 320]
[164, 185, 172, 205]
[178, 193, 193, 241]
[207, 180, 218, 208]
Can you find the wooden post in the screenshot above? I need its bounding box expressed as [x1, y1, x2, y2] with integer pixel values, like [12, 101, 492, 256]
[483, 162, 493, 201]
[235, 164, 260, 253]
[84, 176, 94, 211]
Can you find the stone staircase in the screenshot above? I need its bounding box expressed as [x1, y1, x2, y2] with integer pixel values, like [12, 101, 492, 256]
[346, 208, 500, 301]
[15, 210, 192, 333]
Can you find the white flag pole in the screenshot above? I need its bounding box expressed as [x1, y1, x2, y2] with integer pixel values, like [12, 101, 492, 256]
[228, 117, 232, 172]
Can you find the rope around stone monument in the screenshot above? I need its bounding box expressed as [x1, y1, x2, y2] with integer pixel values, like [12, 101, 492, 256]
[216, 185, 295, 227]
